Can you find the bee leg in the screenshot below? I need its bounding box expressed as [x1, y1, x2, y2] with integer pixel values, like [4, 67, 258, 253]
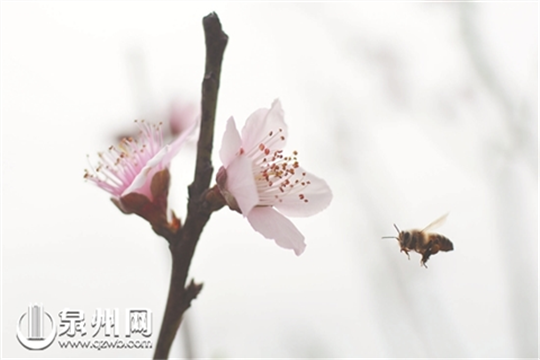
[400, 248, 410, 260]
[420, 251, 431, 268]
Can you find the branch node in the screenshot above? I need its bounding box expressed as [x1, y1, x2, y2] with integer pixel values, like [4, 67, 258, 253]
[184, 279, 204, 306]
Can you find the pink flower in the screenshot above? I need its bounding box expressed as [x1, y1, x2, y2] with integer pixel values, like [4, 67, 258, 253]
[216, 99, 332, 255]
[85, 120, 193, 215]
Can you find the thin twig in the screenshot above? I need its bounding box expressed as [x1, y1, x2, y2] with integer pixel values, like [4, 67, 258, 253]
[153, 12, 228, 360]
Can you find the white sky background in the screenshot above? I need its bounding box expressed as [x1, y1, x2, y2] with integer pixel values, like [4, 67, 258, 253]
[1, 2, 537, 359]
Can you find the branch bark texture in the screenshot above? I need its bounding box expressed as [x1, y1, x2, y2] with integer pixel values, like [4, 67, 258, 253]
[153, 12, 228, 360]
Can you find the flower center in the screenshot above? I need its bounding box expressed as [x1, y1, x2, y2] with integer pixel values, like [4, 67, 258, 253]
[84, 120, 164, 197]
[247, 129, 311, 206]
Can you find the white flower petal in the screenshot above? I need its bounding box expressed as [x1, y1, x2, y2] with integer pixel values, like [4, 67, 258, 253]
[121, 148, 168, 199]
[274, 168, 333, 217]
[226, 155, 259, 216]
[241, 99, 288, 153]
[219, 116, 242, 166]
[121, 120, 196, 199]
[247, 206, 306, 256]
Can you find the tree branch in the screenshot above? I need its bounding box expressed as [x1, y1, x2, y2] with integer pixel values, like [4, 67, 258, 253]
[190, 12, 229, 199]
[153, 12, 228, 360]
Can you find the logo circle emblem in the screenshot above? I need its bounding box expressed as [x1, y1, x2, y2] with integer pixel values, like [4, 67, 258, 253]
[16, 310, 57, 350]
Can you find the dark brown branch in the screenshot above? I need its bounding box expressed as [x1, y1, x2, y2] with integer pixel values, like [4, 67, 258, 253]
[153, 12, 228, 360]
[190, 12, 229, 199]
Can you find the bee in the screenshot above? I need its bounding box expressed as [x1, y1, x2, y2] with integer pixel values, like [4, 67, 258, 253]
[382, 214, 454, 267]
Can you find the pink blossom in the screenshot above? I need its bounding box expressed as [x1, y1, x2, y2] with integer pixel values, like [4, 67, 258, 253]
[216, 99, 332, 255]
[85, 120, 193, 203]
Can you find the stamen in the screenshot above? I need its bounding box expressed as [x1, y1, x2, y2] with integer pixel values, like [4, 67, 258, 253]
[251, 143, 313, 207]
[85, 120, 165, 198]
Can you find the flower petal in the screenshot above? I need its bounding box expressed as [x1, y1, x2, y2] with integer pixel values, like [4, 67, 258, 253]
[219, 116, 242, 166]
[125, 117, 197, 199]
[225, 155, 259, 216]
[274, 167, 332, 217]
[241, 99, 288, 153]
[121, 147, 167, 199]
[247, 206, 306, 256]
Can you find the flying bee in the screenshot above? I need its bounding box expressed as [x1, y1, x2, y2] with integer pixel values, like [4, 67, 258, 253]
[382, 214, 454, 268]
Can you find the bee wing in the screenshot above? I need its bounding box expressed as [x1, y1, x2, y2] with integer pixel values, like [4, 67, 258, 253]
[421, 213, 449, 233]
